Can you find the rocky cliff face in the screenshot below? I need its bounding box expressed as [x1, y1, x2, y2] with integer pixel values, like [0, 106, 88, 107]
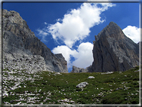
[91, 22, 139, 72]
[2, 9, 68, 73]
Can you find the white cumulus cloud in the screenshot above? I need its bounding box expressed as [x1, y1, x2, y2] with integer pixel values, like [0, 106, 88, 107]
[48, 3, 116, 48]
[72, 42, 93, 68]
[123, 26, 141, 43]
[52, 42, 93, 69]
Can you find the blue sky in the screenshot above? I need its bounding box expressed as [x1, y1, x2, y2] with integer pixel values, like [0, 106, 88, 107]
[2, 1, 140, 72]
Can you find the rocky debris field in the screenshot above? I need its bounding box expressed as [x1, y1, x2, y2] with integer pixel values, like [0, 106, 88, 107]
[3, 53, 53, 74]
[2, 65, 140, 105]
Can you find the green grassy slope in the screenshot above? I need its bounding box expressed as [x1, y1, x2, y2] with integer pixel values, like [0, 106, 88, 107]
[2, 66, 140, 104]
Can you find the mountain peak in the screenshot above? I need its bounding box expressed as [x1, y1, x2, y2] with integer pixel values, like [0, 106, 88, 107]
[92, 22, 139, 72]
[3, 9, 25, 25]
[108, 21, 122, 30]
[95, 22, 124, 41]
[109, 21, 117, 25]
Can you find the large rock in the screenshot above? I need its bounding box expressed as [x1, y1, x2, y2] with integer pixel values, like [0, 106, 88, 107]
[88, 76, 95, 79]
[91, 22, 139, 72]
[76, 82, 89, 88]
[2, 9, 68, 73]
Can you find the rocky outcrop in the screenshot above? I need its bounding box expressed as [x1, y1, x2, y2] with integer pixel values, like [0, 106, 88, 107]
[55, 54, 67, 73]
[71, 65, 93, 73]
[70, 66, 89, 73]
[71, 22, 139, 73]
[91, 22, 139, 72]
[2, 9, 68, 73]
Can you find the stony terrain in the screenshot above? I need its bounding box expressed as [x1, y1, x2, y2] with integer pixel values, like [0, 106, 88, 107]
[2, 9, 68, 73]
[2, 66, 139, 105]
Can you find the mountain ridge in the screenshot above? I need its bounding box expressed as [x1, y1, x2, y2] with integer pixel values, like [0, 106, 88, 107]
[2, 9, 68, 73]
[2, 10, 139, 73]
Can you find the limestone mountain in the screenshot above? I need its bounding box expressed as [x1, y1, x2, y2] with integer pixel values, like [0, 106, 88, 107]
[72, 22, 139, 73]
[91, 22, 139, 72]
[2, 9, 68, 73]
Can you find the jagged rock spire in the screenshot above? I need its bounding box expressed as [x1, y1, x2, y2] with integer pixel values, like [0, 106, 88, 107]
[91, 22, 139, 72]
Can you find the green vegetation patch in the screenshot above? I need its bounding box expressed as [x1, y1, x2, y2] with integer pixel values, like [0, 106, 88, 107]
[2, 66, 140, 104]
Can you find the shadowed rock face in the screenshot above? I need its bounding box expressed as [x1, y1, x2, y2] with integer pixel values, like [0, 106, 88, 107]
[2, 9, 68, 73]
[55, 54, 67, 73]
[91, 22, 139, 72]
[70, 22, 139, 73]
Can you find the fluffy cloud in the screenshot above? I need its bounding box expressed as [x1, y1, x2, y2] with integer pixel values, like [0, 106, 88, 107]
[72, 42, 93, 68]
[48, 3, 115, 48]
[52, 42, 93, 69]
[123, 26, 141, 43]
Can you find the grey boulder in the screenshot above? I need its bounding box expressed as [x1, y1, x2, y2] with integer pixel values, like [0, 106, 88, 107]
[88, 76, 95, 79]
[76, 82, 89, 88]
